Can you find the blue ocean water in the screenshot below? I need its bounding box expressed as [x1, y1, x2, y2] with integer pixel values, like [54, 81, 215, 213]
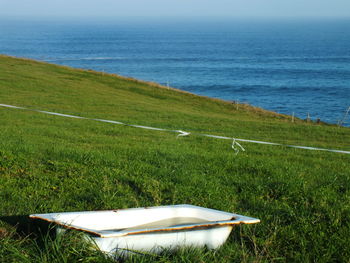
[0, 19, 349, 125]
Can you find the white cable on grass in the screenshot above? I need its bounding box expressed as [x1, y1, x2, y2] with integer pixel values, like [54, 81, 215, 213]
[1, 103, 350, 155]
[176, 130, 191, 138]
[129, 124, 167, 131]
[92, 119, 125, 125]
[37, 110, 87, 119]
[232, 138, 245, 155]
[0, 104, 25, 109]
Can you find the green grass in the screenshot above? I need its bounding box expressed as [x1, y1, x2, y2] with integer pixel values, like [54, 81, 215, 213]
[0, 55, 349, 262]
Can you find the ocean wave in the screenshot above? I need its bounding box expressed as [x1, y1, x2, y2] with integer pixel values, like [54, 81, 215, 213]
[45, 57, 126, 62]
[43, 56, 350, 65]
[181, 84, 348, 94]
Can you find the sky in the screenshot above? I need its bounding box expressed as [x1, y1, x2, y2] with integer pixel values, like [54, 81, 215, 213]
[1, 0, 350, 20]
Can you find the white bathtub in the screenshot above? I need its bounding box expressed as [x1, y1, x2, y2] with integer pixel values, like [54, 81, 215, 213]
[30, 204, 260, 256]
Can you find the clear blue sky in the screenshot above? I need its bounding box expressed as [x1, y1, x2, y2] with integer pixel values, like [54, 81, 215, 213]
[1, 0, 350, 19]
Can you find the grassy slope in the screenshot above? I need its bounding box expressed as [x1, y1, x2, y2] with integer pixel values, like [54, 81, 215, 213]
[0, 55, 349, 262]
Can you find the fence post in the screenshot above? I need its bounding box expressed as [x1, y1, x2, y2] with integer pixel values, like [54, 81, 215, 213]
[339, 106, 350, 126]
[307, 112, 310, 122]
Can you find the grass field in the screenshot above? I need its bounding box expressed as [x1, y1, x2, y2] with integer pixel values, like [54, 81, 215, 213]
[0, 55, 349, 262]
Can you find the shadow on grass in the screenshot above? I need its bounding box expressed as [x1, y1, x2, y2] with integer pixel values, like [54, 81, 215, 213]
[0, 215, 54, 238]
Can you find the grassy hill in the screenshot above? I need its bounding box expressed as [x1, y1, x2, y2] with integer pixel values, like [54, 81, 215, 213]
[0, 55, 349, 262]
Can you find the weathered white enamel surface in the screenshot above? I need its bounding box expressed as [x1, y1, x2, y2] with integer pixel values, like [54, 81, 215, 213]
[30, 205, 260, 255]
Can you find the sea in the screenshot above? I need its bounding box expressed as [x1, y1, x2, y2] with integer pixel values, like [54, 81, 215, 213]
[0, 18, 349, 125]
